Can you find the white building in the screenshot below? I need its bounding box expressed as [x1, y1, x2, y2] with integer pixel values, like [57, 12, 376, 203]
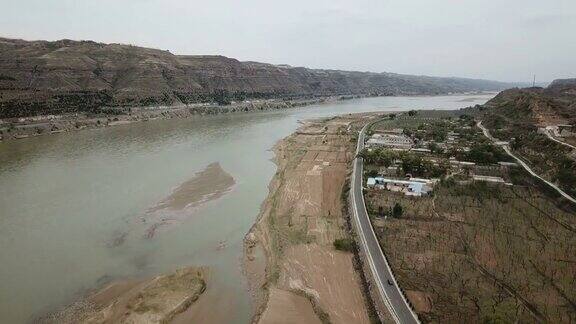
[472, 175, 505, 183]
[367, 177, 432, 197]
[366, 133, 413, 150]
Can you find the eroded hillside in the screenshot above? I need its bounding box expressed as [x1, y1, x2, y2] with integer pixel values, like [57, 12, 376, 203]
[479, 79, 576, 196]
[0, 37, 511, 118]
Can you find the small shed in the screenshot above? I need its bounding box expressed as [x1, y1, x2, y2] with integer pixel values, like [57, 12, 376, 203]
[367, 178, 377, 187]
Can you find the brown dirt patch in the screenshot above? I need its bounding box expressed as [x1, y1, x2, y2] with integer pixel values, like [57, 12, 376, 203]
[149, 162, 234, 212]
[42, 267, 207, 324]
[259, 288, 322, 324]
[144, 162, 234, 238]
[405, 290, 433, 313]
[280, 244, 370, 323]
[244, 116, 373, 324]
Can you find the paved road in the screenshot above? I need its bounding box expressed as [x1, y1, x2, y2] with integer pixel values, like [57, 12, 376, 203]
[350, 122, 420, 324]
[477, 121, 576, 204]
[541, 128, 576, 150]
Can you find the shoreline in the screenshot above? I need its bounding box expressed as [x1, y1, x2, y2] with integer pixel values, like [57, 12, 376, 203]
[37, 162, 237, 323]
[0, 96, 344, 141]
[0, 92, 494, 142]
[243, 114, 384, 323]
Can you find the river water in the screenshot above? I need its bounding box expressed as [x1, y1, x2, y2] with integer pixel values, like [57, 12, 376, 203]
[0, 94, 494, 323]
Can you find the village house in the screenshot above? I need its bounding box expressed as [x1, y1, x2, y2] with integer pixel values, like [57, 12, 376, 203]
[472, 175, 512, 185]
[366, 133, 413, 150]
[410, 148, 431, 154]
[367, 177, 432, 197]
[498, 161, 518, 167]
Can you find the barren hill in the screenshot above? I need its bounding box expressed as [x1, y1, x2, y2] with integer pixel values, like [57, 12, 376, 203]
[0, 37, 510, 118]
[482, 78, 576, 126]
[479, 79, 576, 197]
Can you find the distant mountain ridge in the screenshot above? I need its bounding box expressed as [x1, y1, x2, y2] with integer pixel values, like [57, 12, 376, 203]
[0, 37, 512, 118]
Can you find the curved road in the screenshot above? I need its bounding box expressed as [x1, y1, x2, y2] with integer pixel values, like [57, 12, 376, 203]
[477, 121, 576, 204]
[350, 122, 420, 324]
[541, 128, 576, 150]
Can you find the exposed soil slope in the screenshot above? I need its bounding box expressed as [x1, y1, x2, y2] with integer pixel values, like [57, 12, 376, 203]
[482, 78, 576, 127]
[479, 79, 576, 196]
[0, 37, 511, 118]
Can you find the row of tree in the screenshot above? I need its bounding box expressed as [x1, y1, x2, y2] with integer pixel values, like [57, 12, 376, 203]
[359, 148, 448, 178]
[376, 203, 404, 218]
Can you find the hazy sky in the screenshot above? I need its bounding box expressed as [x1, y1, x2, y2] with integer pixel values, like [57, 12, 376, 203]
[2, 0, 575, 82]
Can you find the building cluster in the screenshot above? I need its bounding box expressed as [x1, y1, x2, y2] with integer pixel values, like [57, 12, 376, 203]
[365, 120, 520, 197]
[366, 132, 413, 150]
[367, 177, 434, 197]
[366, 127, 467, 154]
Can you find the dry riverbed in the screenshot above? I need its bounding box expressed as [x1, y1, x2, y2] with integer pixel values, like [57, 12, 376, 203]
[40, 267, 207, 323]
[244, 115, 380, 324]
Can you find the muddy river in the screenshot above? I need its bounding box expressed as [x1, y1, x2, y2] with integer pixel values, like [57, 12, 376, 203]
[0, 94, 494, 323]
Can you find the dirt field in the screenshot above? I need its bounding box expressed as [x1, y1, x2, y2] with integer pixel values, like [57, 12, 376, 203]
[245, 115, 376, 324]
[259, 288, 322, 324]
[366, 180, 576, 323]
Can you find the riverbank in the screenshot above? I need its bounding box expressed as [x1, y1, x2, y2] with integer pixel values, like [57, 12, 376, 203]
[0, 96, 348, 141]
[244, 115, 381, 324]
[0, 94, 497, 323]
[0, 92, 495, 142]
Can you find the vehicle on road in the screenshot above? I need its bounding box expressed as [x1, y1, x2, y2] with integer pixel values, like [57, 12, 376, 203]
[350, 121, 420, 324]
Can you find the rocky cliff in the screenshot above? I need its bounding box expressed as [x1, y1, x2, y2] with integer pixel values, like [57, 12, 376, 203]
[0, 37, 511, 118]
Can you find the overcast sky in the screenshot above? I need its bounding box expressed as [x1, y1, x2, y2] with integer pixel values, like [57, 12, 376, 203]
[2, 0, 575, 82]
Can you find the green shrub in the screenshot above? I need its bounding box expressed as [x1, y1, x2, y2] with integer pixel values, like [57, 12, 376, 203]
[392, 203, 403, 218]
[366, 169, 379, 178]
[333, 238, 355, 252]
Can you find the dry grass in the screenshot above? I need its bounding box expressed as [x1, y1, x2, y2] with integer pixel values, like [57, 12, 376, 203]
[367, 181, 576, 323]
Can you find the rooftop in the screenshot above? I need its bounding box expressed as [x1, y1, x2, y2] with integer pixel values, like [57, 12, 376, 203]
[367, 177, 432, 196]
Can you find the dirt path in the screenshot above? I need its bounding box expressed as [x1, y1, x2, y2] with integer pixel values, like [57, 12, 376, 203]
[244, 116, 373, 324]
